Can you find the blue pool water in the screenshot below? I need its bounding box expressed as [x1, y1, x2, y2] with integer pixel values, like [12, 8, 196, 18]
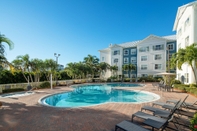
[40, 83, 160, 108]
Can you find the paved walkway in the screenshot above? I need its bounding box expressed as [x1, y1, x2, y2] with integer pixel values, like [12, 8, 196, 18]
[0, 83, 196, 131]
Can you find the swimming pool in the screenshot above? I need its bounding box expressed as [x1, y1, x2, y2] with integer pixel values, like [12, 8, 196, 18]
[39, 83, 160, 108]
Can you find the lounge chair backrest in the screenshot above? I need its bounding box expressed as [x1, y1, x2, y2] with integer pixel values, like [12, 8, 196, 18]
[179, 95, 189, 108]
[193, 100, 197, 105]
[170, 99, 181, 115]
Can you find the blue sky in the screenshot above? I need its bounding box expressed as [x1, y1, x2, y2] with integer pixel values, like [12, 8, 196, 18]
[0, 0, 195, 66]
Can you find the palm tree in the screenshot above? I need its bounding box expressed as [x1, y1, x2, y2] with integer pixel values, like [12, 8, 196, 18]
[84, 54, 99, 65]
[122, 64, 129, 77]
[0, 33, 14, 67]
[31, 58, 43, 82]
[83, 54, 99, 78]
[12, 54, 34, 83]
[42, 59, 57, 81]
[171, 43, 197, 84]
[65, 62, 77, 79]
[110, 65, 118, 77]
[98, 62, 110, 79]
[122, 64, 136, 82]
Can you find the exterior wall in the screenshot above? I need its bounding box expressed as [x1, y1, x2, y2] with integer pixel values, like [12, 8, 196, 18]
[166, 41, 177, 73]
[122, 47, 137, 78]
[100, 50, 111, 78]
[110, 46, 123, 76]
[175, 3, 197, 84]
[137, 37, 167, 77]
[99, 36, 176, 79]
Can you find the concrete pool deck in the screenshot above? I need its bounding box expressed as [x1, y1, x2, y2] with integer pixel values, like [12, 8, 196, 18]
[0, 83, 195, 131]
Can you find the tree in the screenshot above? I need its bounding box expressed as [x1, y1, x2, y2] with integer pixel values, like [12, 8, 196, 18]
[12, 54, 32, 82]
[122, 64, 136, 82]
[0, 33, 14, 68]
[83, 54, 99, 78]
[110, 65, 118, 77]
[42, 59, 57, 81]
[122, 64, 129, 77]
[98, 62, 110, 79]
[30, 58, 43, 82]
[171, 43, 197, 84]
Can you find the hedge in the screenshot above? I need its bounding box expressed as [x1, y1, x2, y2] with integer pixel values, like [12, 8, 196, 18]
[3, 88, 25, 93]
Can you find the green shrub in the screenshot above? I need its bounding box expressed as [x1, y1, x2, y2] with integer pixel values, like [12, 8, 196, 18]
[138, 76, 161, 82]
[124, 78, 130, 82]
[193, 90, 197, 96]
[106, 78, 111, 82]
[189, 88, 197, 94]
[39, 81, 50, 89]
[173, 84, 189, 89]
[171, 79, 181, 85]
[3, 88, 25, 93]
[177, 86, 186, 91]
[190, 84, 197, 88]
[190, 113, 197, 131]
[131, 78, 136, 82]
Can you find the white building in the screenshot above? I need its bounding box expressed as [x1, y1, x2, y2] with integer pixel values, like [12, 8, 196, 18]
[137, 35, 176, 78]
[173, 1, 197, 84]
[99, 35, 176, 79]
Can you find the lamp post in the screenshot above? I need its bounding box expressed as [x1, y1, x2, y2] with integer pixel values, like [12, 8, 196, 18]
[54, 53, 60, 85]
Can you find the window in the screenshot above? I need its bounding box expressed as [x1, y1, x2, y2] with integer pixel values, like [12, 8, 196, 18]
[178, 28, 182, 37]
[185, 36, 189, 47]
[185, 73, 189, 83]
[139, 46, 149, 52]
[155, 64, 162, 70]
[141, 65, 147, 70]
[131, 57, 137, 63]
[153, 44, 164, 51]
[113, 50, 120, 55]
[168, 44, 174, 50]
[141, 56, 147, 61]
[131, 49, 137, 55]
[184, 17, 190, 31]
[124, 74, 129, 78]
[169, 54, 172, 59]
[123, 50, 129, 55]
[102, 57, 104, 61]
[114, 58, 118, 63]
[131, 74, 136, 78]
[141, 74, 148, 77]
[155, 54, 162, 60]
[124, 58, 129, 64]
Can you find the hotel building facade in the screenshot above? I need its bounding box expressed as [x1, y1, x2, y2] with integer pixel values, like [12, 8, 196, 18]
[99, 35, 176, 79]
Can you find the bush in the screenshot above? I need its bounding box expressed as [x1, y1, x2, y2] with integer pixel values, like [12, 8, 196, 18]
[39, 81, 50, 89]
[124, 78, 130, 82]
[190, 84, 197, 88]
[3, 88, 25, 93]
[171, 79, 181, 85]
[138, 75, 161, 82]
[173, 84, 189, 89]
[106, 78, 111, 82]
[190, 113, 197, 131]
